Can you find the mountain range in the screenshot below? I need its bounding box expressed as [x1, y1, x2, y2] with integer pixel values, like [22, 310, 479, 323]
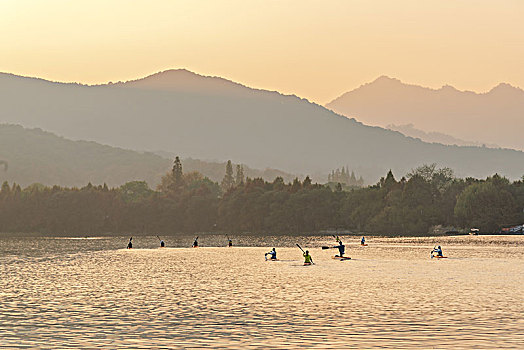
[1, 70, 523, 183]
[327, 76, 524, 151]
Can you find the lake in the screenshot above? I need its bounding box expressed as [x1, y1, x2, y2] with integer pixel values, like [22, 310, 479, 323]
[1, 235, 522, 349]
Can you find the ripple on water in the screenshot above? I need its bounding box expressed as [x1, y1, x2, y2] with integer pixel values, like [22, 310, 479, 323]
[0, 235, 523, 349]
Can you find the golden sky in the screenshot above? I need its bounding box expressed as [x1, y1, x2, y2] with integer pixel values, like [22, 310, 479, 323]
[1, 0, 523, 103]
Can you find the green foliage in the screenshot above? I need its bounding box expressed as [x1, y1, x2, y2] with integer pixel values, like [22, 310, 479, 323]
[221, 160, 235, 192]
[119, 181, 153, 203]
[235, 164, 244, 186]
[454, 175, 522, 232]
[0, 163, 522, 235]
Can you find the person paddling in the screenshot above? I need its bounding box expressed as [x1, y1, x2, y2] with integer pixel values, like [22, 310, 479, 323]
[296, 244, 313, 265]
[431, 245, 443, 258]
[265, 248, 277, 261]
[127, 237, 133, 249]
[192, 237, 199, 248]
[157, 235, 165, 247]
[361, 236, 366, 245]
[227, 235, 233, 247]
[303, 250, 313, 265]
[334, 240, 346, 257]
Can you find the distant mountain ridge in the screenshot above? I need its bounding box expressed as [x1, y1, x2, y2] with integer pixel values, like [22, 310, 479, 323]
[0, 124, 170, 187]
[326, 76, 524, 151]
[1, 70, 524, 182]
[386, 123, 500, 148]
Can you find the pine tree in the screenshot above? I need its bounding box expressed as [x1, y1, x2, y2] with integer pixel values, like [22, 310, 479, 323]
[221, 160, 235, 192]
[235, 164, 245, 186]
[341, 167, 346, 184]
[350, 171, 357, 186]
[169, 156, 184, 192]
[0, 181, 11, 199]
[303, 176, 312, 188]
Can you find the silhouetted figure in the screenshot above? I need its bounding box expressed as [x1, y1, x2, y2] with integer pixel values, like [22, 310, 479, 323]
[334, 241, 345, 257]
[127, 237, 133, 249]
[431, 245, 443, 258]
[160, 240, 165, 247]
[265, 248, 277, 260]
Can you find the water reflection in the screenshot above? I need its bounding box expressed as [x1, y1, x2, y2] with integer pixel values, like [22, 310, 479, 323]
[1, 235, 522, 348]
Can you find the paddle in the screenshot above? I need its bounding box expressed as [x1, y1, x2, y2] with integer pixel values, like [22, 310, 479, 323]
[322, 246, 332, 250]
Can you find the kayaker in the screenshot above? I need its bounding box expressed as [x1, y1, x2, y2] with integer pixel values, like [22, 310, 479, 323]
[303, 250, 313, 264]
[431, 245, 443, 257]
[265, 248, 277, 260]
[334, 241, 345, 257]
[160, 240, 165, 247]
[192, 237, 199, 248]
[127, 237, 133, 249]
[361, 236, 366, 245]
[228, 239, 233, 247]
[335, 235, 340, 243]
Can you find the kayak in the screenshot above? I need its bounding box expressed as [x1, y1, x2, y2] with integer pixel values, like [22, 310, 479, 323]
[192, 246, 198, 248]
[266, 258, 279, 261]
[432, 255, 447, 259]
[303, 262, 312, 266]
[333, 256, 351, 260]
[360, 244, 368, 246]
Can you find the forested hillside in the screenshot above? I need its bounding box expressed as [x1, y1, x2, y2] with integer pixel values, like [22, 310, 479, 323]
[0, 124, 297, 187]
[0, 124, 170, 187]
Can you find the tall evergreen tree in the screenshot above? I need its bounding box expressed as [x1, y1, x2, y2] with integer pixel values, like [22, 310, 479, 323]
[303, 176, 312, 188]
[235, 164, 245, 186]
[350, 171, 357, 186]
[221, 160, 235, 192]
[168, 156, 184, 193]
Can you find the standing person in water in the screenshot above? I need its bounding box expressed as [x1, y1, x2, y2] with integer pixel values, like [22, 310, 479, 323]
[361, 236, 366, 245]
[127, 237, 133, 249]
[265, 248, 277, 260]
[334, 240, 346, 257]
[192, 237, 199, 248]
[303, 250, 313, 265]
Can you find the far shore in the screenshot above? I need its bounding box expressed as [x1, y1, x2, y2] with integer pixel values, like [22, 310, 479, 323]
[0, 231, 516, 239]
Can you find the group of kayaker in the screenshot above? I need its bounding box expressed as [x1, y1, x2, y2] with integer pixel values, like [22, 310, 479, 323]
[126, 234, 446, 262]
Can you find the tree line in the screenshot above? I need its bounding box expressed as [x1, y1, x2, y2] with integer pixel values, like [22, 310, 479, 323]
[0, 159, 522, 235]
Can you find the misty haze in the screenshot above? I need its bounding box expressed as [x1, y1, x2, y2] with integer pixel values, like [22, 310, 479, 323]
[1, 1, 523, 349]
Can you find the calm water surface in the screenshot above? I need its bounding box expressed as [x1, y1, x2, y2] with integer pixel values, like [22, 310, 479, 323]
[1, 235, 523, 349]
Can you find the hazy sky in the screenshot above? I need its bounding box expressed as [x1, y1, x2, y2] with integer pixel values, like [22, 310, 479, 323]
[1, 0, 523, 103]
